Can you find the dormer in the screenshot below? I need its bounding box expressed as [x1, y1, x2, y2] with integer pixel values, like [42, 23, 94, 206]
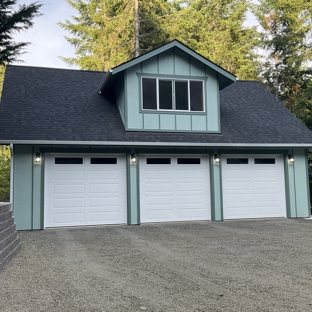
[98, 40, 236, 133]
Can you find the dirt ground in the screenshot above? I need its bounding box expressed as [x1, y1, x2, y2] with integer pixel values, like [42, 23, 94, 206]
[1, 219, 312, 312]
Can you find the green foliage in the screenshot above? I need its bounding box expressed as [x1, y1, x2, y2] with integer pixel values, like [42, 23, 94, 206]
[0, 145, 10, 202]
[0, 0, 42, 65]
[174, 0, 260, 79]
[0, 65, 5, 97]
[59, 0, 176, 71]
[60, 0, 259, 79]
[253, 0, 312, 112]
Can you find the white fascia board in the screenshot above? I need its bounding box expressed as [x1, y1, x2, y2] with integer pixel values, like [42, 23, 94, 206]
[1, 140, 312, 148]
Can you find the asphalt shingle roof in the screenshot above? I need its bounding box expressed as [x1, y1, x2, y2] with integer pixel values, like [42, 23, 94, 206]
[0, 65, 311, 145]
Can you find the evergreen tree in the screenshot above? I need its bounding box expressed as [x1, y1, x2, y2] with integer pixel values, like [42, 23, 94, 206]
[253, 0, 312, 113]
[174, 0, 260, 79]
[0, 0, 42, 65]
[59, 0, 176, 71]
[0, 145, 10, 202]
[0, 66, 5, 97]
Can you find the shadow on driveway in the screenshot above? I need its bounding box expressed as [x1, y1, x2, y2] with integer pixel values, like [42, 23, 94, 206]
[1, 219, 312, 312]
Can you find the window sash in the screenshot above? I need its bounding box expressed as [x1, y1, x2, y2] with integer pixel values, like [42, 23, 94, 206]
[142, 77, 204, 112]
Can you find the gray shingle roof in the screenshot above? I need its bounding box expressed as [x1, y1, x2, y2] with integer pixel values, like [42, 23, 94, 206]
[0, 65, 311, 146]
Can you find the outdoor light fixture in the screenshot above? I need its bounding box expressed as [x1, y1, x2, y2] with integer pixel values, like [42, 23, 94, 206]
[214, 154, 220, 164]
[288, 155, 294, 163]
[130, 153, 137, 164]
[35, 153, 41, 164]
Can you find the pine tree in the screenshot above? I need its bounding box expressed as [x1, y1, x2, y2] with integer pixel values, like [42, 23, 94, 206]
[59, 0, 176, 71]
[0, 66, 5, 97]
[0, 0, 42, 65]
[174, 0, 260, 79]
[253, 0, 312, 112]
[0, 145, 10, 202]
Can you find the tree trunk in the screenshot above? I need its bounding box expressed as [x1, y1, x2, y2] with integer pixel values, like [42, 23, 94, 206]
[135, 0, 140, 57]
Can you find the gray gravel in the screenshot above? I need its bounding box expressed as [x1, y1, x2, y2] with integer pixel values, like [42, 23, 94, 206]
[1, 219, 312, 312]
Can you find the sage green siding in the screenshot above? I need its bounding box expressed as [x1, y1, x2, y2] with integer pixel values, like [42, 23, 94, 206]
[123, 47, 220, 132]
[285, 150, 310, 218]
[210, 155, 223, 221]
[13, 145, 43, 230]
[127, 153, 140, 225]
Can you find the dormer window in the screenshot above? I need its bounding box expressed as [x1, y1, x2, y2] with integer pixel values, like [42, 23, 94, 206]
[142, 77, 204, 112]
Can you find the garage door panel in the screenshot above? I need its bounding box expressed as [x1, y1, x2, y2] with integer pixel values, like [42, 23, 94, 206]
[45, 154, 127, 227]
[225, 194, 253, 205]
[176, 193, 205, 203]
[226, 207, 253, 217]
[177, 208, 206, 219]
[140, 155, 211, 223]
[89, 211, 120, 222]
[176, 182, 204, 191]
[254, 193, 279, 201]
[225, 181, 252, 191]
[54, 184, 85, 194]
[145, 209, 175, 221]
[53, 212, 86, 224]
[89, 197, 119, 207]
[254, 182, 278, 192]
[224, 169, 251, 179]
[254, 206, 280, 216]
[54, 170, 85, 180]
[144, 183, 174, 193]
[143, 195, 174, 205]
[53, 197, 85, 208]
[89, 183, 120, 194]
[222, 155, 286, 219]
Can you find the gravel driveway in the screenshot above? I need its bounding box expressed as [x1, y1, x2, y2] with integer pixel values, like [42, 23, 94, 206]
[1, 219, 312, 312]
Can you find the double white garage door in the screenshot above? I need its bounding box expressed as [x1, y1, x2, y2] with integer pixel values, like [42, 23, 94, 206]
[45, 153, 286, 227]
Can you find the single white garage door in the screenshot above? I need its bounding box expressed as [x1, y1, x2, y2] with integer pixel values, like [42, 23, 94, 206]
[140, 155, 210, 223]
[45, 154, 127, 227]
[222, 155, 286, 219]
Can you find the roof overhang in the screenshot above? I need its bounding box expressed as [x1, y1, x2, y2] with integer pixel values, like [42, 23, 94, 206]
[2, 140, 312, 149]
[98, 40, 236, 93]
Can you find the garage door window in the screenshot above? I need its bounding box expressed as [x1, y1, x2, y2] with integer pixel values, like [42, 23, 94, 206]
[90, 158, 117, 164]
[55, 158, 83, 164]
[177, 158, 201, 164]
[254, 158, 275, 164]
[227, 158, 248, 164]
[146, 158, 171, 164]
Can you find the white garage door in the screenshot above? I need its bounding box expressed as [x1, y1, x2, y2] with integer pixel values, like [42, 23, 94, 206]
[45, 154, 127, 227]
[140, 155, 210, 223]
[222, 155, 286, 219]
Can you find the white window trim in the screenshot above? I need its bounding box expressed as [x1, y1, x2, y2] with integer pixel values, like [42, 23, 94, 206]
[141, 77, 205, 112]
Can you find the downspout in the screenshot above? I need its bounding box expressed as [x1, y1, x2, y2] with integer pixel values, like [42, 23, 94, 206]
[9, 143, 13, 211]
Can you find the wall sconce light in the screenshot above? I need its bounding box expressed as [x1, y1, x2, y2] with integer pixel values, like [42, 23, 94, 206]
[130, 153, 137, 164]
[288, 155, 294, 163]
[35, 153, 41, 164]
[214, 154, 220, 164]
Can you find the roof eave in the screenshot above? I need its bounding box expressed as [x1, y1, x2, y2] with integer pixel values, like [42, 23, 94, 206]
[2, 140, 312, 149]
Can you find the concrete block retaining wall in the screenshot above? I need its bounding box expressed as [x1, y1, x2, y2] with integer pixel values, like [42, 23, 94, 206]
[0, 203, 20, 273]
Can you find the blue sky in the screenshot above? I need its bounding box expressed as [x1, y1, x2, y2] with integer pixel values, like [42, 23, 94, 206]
[13, 0, 257, 69]
[13, 0, 77, 69]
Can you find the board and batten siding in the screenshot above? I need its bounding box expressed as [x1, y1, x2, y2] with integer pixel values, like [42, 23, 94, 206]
[115, 47, 220, 132]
